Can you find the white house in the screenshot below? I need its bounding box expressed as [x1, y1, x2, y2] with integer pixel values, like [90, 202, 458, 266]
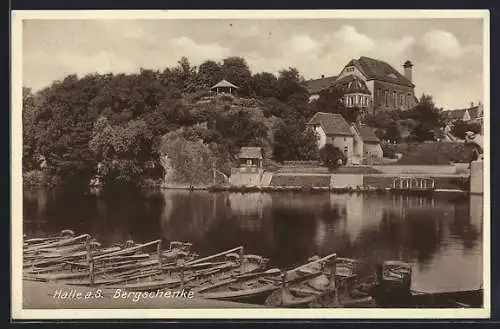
[307, 112, 382, 164]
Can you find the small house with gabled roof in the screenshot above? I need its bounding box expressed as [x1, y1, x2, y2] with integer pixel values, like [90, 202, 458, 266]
[237, 147, 263, 169]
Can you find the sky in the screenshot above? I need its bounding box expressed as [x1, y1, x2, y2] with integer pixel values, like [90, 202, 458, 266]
[22, 17, 485, 109]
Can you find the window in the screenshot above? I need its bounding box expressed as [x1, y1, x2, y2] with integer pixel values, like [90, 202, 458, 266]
[344, 146, 348, 154]
[385, 90, 389, 107]
[246, 159, 252, 165]
[393, 91, 397, 107]
[400, 94, 404, 106]
[344, 137, 346, 141]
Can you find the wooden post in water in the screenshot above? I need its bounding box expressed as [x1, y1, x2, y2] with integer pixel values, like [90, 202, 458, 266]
[89, 259, 95, 286]
[212, 163, 216, 186]
[238, 246, 244, 271]
[280, 271, 288, 307]
[157, 240, 162, 271]
[328, 257, 339, 306]
[180, 264, 185, 289]
[85, 236, 92, 264]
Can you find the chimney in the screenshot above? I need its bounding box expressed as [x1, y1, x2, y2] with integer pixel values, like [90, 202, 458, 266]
[403, 60, 413, 82]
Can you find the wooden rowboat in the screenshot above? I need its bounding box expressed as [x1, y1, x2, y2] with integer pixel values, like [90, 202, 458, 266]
[196, 268, 283, 304]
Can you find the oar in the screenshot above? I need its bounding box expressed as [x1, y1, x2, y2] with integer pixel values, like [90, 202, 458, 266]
[185, 246, 243, 266]
[93, 239, 161, 261]
[232, 268, 282, 280]
[287, 253, 337, 275]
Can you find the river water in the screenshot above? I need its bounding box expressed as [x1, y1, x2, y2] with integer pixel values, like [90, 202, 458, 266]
[23, 188, 483, 294]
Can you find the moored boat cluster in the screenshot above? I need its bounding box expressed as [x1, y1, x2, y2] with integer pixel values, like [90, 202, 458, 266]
[23, 230, 380, 307]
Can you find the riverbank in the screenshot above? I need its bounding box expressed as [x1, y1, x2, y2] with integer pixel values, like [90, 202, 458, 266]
[23, 281, 261, 309]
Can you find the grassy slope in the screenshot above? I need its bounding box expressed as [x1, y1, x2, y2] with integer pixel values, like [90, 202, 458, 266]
[383, 142, 475, 165]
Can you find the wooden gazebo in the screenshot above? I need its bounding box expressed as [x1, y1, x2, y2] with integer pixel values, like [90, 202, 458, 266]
[211, 79, 239, 95]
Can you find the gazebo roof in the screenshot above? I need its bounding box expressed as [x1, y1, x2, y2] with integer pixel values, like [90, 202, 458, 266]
[211, 79, 239, 89]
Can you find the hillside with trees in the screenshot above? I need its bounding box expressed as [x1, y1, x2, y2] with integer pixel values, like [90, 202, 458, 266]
[22, 55, 450, 191]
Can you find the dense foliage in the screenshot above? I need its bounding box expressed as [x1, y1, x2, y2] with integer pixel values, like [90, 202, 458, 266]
[364, 94, 445, 142]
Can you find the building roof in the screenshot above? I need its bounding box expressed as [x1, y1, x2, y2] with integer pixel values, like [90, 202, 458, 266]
[334, 75, 371, 95]
[211, 79, 239, 89]
[445, 109, 468, 120]
[468, 105, 483, 119]
[238, 147, 263, 159]
[307, 112, 354, 136]
[345, 56, 414, 87]
[304, 76, 338, 94]
[356, 124, 380, 143]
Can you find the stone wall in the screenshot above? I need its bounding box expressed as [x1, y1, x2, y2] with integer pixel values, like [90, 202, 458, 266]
[470, 160, 483, 194]
[371, 165, 457, 175]
[331, 174, 364, 189]
[229, 172, 263, 187]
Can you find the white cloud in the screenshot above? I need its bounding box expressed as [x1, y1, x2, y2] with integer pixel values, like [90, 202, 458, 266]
[169, 36, 231, 63]
[332, 25, 375, 50]
[420, 30, 463, 60]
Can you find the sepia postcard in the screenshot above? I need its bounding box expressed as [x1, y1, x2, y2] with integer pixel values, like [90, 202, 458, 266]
[11, 9, 490, 320]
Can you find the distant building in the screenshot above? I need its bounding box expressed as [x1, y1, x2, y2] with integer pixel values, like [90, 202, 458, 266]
[211, 79, 239, 95]
[306, 112, 382, 164]
[305, 56, 417, 114]
[444, 102, 483, 125]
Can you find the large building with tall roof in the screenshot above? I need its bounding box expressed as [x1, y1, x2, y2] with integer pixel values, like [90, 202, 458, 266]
[305, 56, 418, 114]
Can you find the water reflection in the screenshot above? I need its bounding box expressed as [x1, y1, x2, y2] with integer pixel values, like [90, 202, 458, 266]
[23, 189, 483, 291]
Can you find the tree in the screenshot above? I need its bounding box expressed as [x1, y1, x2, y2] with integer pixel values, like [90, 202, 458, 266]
[277, 67, 307, 102]
[450, 120, 482, 139]
[251, 72, 279, 98]
[22, 87, 38, 171]
[214, 109, 269, 154]
[32, 74, 110, 188]
[89, 116, 155, 187]
[319, 144, 346, 169]
[160, 134, 216, 185]
[408, 94, 443, 142]
[384, 121, 401, 143]
[272, 120, 319, 162]
[220, 57, 252, 96]
[197, 60, 223, 88]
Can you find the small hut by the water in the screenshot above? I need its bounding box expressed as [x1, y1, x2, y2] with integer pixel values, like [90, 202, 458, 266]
[238, 147, 263, 168]
[211, 79, 239, 95]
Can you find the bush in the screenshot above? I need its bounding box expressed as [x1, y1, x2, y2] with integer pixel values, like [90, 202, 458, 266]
[23, 170, 49, 187]
[319, 144, 346, 169]
[218, 94, 234, 102]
